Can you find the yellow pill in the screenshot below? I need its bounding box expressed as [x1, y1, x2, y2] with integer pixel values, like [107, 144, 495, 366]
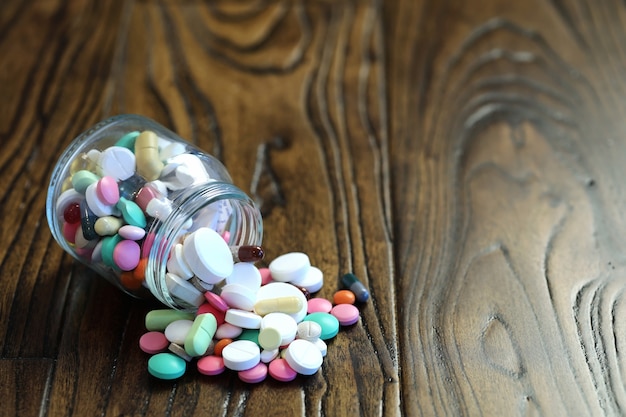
[253, 296, 303, 316]
[135, 130, 164, 181]
[94, 216, 124, 236]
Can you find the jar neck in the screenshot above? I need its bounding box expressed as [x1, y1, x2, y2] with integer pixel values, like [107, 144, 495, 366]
[144, 181, 263, 309]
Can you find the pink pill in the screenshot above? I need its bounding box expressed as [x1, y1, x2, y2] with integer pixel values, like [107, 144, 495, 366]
[62, 221, 80, 244]
[239, 362, 268, 383]
[142, 232, 156, 257]
[197, 303, 226, 325]
[197, 355, 225, 376]
[139, 331, 169, 354]
[268, 358, 297, 382]
[204, 291, 229, 312]
[135, 186, 157, 212]
[118, 225, 146, 241]
[258, 268, 273, 286]
[330, 303, 360, 326]
[96, 176, 120, 205]
[113, 239, 141, 271]
[221, 230, 231, 243]
[307, 298, 332, 314]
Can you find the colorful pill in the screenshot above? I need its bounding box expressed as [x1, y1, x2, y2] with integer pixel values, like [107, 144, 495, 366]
[333, 289, 356, 305]
[254, 296, 303, 316]
[184, 313, 218, 357]
[231, 245, 265, 263]
[79, 199, 99, 240]
[148, 352, 186, 380]
[135, 130, 164, 181]
[341, 273, 370, 302]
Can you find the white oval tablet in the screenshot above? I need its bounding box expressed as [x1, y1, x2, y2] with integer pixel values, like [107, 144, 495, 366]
[225, 309, 262, 329]
[284, 339, 323, 375]
[225, 262, 262, 290]
[220, 283, 256, 311]
[261, 313, 298, 346]
[183, 228, 233, 284]
[165, 272, 205, 307]
[268, 252, 310, 282]
[222, 340, 260, 371]
[215, 323, 243, 339]
[255, 282, 308, 323]
[290, 266, 324, 293]
[164, 319, 194, 345]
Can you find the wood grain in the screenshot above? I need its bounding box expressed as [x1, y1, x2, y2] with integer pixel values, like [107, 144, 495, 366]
[2, 0, 626, 415]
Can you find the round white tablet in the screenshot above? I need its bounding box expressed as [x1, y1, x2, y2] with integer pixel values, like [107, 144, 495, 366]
[220, 283, 256, 311]
[255, 282, 308, 323]
[183, 228, 233, 284]
[260, 348, 279, 363]
[313, 338, 327, 357]
[99, 146, 136, 180]
[166, 243, 194, 279]
[289, 266, 324, 293]
[222, 340, 260, 371]
[165, 272, 205, 307]
[261, 313, 298, 346]
[226, 262, 262, 290]
[268, 252, 310, 283]
[297, 321, 322, 341]
[225, 309, 262, 329]
[284, 339, 323, 375]
[85, 183, 118, 217]
[164, 319, 193, 345]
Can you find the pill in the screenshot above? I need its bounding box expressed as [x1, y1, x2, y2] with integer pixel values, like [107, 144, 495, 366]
[96, 176, 120, 206]
[168, 342, 193, 362]
[261, 313, 298, 346]
[333, 289, 356, 305]
[197, 355, 225, 376]
[297, 321, 322, 342]
[145, 198, 173, 221]
[307, 298, 333, 314]
[290, 265, 323, 293]
[148, 352, 186, 380]
[213, 338, 233, 357]
[164, 319, 194, 345]
[231, 245, 264, 263]
[145, 309, 195, 331]
[238, 329, 260, 345]
[341, 273, 370, 302]
[117, 197, 147, 228]
[184, 313, 217, 357]
[284, 339, 323, 375]
[120, 270, 142, 290]
[56, 189, 83, 219]
[255, 282, 308, 323]
[268, 358, 297, 382]
[204, 291, 230, 312]
[215, 323, 243, 339]
[330, 303, 360, 326]
[258, 327, 282, 351]
[74, 226, 98, 250]
[238, 362, 268, 384]
[118, 225, 146, 241]
[79, 199, 99, 240]
[94, 216, 124, 236]
[98, 146, 136, 180]
[222, 340, 260, 371]
[115, 130, 140, 149]
[160, 141, 186, 161]
[62, 221, 80, 244]
[101, 234, 123, 268]
[220, 283, 256, 311]
[260, 348, 279, 363]
[183, 228, 233, 284]
[113, 239, 140, 271]
[85, 182, 118, 217]
[314, 338, 328, 357]
[225, 309, 262, 329]
[254, 296, 304, 316]
[117, 174, 146, 200]
[71, 170, 100, 194]
[225, 262, 262, 290]
[302, 312, 339, 340]
[258, 267, 272, 285]
[139, 331, 169, 354]
[63, 202, 81, 224]
[165, 273, 205, 307]
[268, 252, 310, 283]
[135, 131, 164, 181]
[135, 186, 157, 211]
[196, 302, 226, 325]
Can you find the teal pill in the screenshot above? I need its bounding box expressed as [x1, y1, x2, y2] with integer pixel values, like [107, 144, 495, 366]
[237, 329, 260, 346]
[71, 170, 100, 194]
[101, 234, 122, 268]
[148, 353, 186, 380]
[117, 197, 147, 228]
[115, 131, 140, 150]
[303, 312, 339, 340]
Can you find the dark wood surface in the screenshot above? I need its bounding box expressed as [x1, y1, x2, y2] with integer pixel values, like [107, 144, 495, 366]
[2, 0, 626, 415]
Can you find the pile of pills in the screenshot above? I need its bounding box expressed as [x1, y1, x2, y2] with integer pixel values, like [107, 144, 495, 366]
[140, 252, 370, 382]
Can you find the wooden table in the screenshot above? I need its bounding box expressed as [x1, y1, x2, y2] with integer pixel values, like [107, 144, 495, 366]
[2, 0, 625, 415]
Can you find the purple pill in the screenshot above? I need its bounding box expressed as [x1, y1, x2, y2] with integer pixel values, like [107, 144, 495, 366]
[113, 239, 140, 271]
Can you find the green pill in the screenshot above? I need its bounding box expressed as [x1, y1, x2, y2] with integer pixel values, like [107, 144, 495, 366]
[71, 170, 100, 194]
[145, 309, 195, 331]
[148, 353, 186, 380]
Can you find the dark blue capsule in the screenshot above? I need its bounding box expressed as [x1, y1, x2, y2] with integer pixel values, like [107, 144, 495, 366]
[80, 199, 99, 240]
[341, 273, 369, 302]
[118, 174, 146, 200]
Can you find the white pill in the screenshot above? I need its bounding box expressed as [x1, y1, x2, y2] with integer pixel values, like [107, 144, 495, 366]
[219, 283, 256, 311]
[74, 227, 97, 250]
[215, 323, 243, 339]
[160, 142, 187, 161]
[222, 340, 260, 371]
[166, 243, 194, 279]
[225, 309, 262, 329]
[261, 313, 298, 346]
[284, 339, 323, 375]
[260, 348, 280, 363]
[269, 252, 310, 283]
[145, 198, 173, 221]
[183, 228, 233, 284]
[290, 266, 324, 293]
[255, 282, 308, 323]
[225, 262, 262, 290]
[297, 321, 322, 341]
[313, 338, 327, 357]
[85, 183, 118, 217]
[98, 146, 136, 180]
[146, 180, 168, 196]
[55, 189, 82, 218]
[165, 272, 205, 307]
[118, 225, 146, 241]
[164, 319, 194, 345]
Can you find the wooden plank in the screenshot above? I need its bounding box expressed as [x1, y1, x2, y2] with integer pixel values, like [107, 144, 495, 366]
[0, 359, 54, 417]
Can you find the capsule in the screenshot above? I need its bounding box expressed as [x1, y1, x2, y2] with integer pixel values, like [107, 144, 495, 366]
[135, 130, 164, 181]
[341, 273, 369, 302]
[231, 245, 265, 263]
[254, 296, 303, 316]
[80, 199, 99, 240]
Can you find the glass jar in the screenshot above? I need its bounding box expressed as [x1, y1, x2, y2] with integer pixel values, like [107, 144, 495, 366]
[46, 114, 263, 310]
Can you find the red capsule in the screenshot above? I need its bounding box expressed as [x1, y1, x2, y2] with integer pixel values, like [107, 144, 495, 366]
[63, 202, 81, 224]
[231, 245, 265, 262]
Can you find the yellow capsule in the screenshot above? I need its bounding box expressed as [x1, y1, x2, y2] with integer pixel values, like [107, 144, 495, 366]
[135, 130, 164, 181]
[253, 296, 303, 316]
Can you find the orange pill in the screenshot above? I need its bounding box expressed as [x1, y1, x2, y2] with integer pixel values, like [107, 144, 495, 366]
[333, 290, 356, 305]
[213, 338, 233, 357]
[133, 258, 148, 281]
[121, 270, 143, 290]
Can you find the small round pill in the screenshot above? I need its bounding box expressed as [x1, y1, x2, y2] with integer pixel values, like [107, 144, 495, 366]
[238, 362, 268, 384]
[307, 298, 332, 314]
[269, 358, 297, 382]
[148, 353, 186, 380]
[222, 340, 261, 371]
[118, 225, 146, 241]
[164, 319, 194, 345]
[297, 321, 322, 341]
[303, 312, 339, 340]
[258, 327, 282, 351]
[197, 355, 225, 376]
[341, 273, 370, 302]
[333, 290, 356, 305]
[96, 176, 120, 205]
[268, 252, 310, 283]
[284, 339, 323, 375]
[139, 331, 169, 354]
[113, 239, 141, 271]
[214, 338, 233, 357]
[63, 202, 81, 224]
[330, 303, 360, 326]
